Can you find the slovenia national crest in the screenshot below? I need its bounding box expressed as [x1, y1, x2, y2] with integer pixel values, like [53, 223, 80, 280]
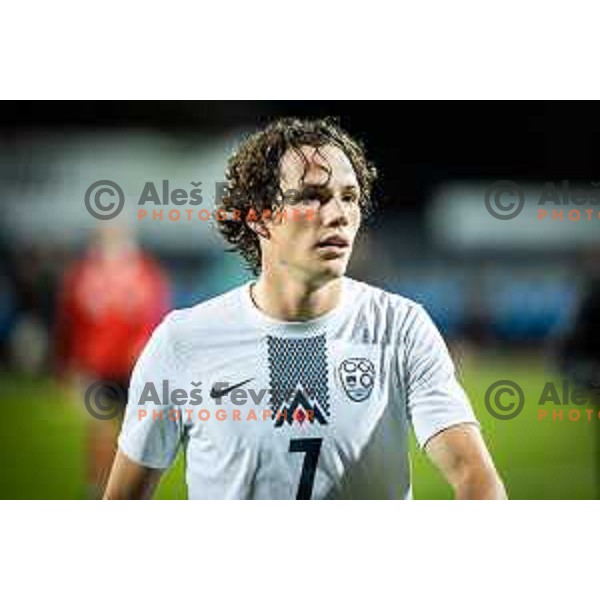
[338, 358, 375, 402]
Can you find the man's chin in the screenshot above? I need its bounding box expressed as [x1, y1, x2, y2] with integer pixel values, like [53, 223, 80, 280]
[314, 257, 349, 282]
[277, 254, 350, 284]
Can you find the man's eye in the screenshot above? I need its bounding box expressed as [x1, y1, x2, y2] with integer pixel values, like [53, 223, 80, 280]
[300, 194, 322, 204]
[342, 194, 358, 203]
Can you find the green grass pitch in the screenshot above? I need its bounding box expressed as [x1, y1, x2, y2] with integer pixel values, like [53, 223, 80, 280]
[0, 352, 596, 499]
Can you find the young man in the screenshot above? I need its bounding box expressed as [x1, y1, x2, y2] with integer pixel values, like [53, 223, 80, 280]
[104, 117, 506, 500]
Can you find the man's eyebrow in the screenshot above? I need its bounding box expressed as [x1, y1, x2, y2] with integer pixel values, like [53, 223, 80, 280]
[300, 183, 358, 191]
[294, 183, 359, 199]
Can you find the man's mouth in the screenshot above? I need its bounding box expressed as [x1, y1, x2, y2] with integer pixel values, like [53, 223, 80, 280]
[316, 235, 350, 249]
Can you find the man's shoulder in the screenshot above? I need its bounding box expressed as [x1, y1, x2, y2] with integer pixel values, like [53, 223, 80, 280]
[343, 278, 426, 343]
[346, 277, 422, 315]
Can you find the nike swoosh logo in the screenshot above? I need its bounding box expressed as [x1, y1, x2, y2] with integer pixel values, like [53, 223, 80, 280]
[210, 378, 254, 399]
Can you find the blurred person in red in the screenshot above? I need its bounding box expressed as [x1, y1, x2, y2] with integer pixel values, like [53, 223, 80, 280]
[54, 223, 171, 498]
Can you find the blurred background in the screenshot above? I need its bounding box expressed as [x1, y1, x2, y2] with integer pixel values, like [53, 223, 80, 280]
[0, 101, 598, 499]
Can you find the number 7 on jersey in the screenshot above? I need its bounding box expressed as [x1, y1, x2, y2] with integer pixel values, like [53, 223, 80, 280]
[289, 437, 323, 499]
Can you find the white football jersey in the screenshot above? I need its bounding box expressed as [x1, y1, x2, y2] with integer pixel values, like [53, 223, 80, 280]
[118, 277, 478, 499]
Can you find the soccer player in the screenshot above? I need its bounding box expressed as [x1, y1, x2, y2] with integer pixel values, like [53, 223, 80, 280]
[55, 224, 170, 498]
[104, 117, 506, 499]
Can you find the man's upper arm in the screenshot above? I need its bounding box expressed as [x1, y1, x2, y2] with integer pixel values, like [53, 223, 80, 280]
[103, 449, 164, 500]
[110, 312, 183, 497]
[403, 304, 478, 448]
[400, 303, 505, 497]
[424, 423, 506, 499]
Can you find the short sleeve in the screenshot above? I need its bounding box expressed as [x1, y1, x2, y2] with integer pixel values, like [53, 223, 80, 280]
[118, 312, 183, 469]
[403, 304, 479, 449]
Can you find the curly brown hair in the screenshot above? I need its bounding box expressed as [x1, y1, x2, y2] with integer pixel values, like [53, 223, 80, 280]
[216, 116, 378, 275]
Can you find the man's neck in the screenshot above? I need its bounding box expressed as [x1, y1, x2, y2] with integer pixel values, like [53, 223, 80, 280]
[250, 272, 344, 322]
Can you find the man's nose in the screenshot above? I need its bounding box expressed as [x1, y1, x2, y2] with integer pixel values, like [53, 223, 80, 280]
[321, 195, 349, 227]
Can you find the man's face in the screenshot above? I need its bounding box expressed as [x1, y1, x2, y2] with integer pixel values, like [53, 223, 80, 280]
[262, 144, 362, 285]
